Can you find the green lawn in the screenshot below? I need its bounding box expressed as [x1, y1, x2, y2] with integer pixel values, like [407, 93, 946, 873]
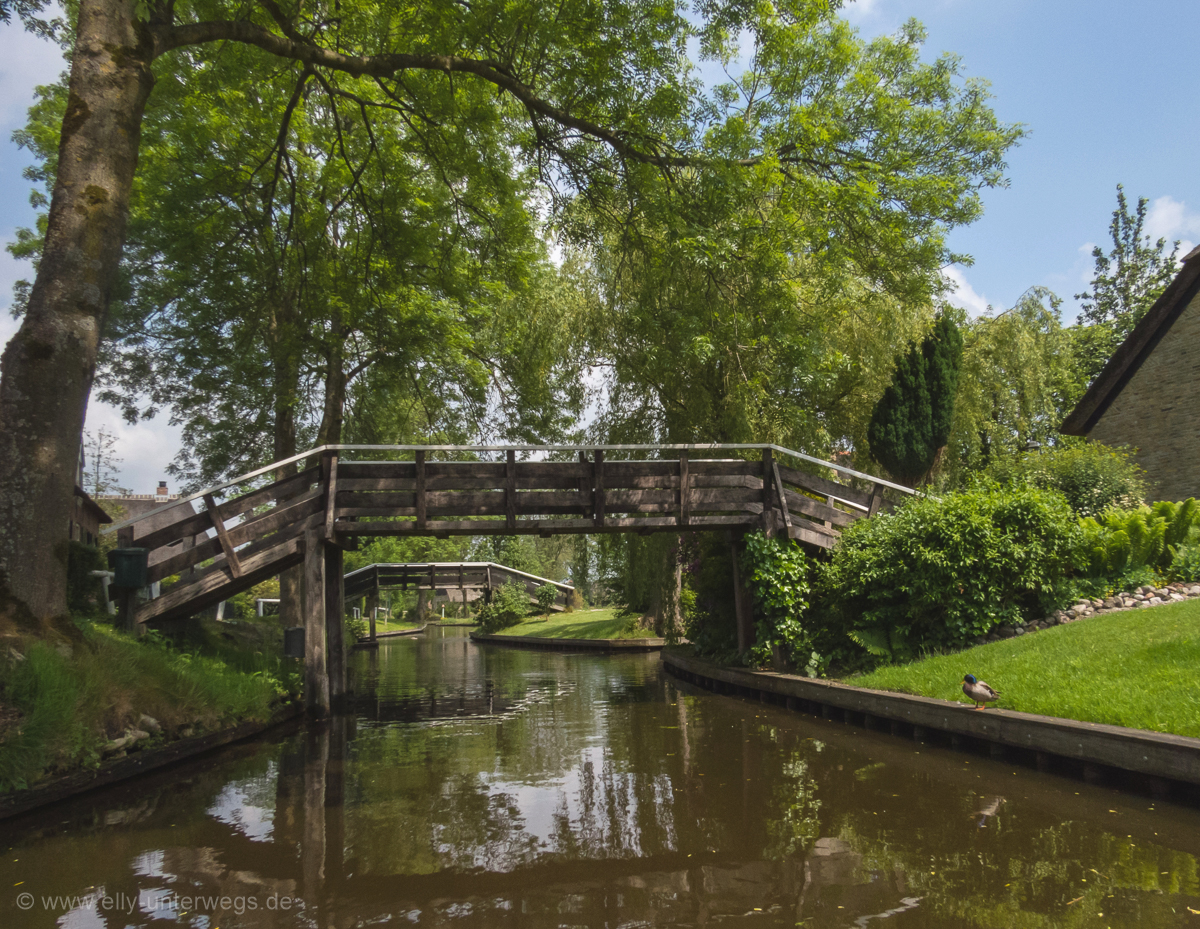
[490, 608, 657, 640]
[849, 598, 1200, 737]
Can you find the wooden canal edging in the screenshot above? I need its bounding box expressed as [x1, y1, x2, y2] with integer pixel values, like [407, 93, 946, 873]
[661, 648, 1200, 791]
[471, 631, 666, 652]
[0, 701, 303, 822]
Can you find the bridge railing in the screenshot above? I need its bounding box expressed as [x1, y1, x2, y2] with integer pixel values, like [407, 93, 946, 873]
[101, 444, 912, 627]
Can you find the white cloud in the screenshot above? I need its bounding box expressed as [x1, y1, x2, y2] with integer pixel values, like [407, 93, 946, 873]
[0, 19, 67, 129]
[84, 403, 184, 496]
[1144, 195, 1200, 258]
[941, 265, 990, 317]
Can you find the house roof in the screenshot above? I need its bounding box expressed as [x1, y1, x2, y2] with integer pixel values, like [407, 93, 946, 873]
[1061, 244, 1200, 436]
[73, 486, 114, 525]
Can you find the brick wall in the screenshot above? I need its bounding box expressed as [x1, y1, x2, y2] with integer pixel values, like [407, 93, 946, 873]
[1088, 288, 1200, 502]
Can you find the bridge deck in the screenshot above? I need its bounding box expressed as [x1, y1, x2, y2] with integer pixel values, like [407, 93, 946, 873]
[101, 444, 908, 633]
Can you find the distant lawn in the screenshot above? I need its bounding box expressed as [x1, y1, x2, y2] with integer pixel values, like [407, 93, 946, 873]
[849, 598, 1200, 738]
[492, 608, 657, 640]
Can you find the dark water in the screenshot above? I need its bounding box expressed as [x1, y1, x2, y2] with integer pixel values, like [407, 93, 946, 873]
[5, 628, 1200, 928]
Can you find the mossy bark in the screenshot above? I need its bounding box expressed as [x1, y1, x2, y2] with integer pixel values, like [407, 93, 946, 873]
[0, 0, 154, 624]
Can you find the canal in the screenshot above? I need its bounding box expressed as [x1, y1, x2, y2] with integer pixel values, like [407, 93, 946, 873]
[5, 627, 1200, 927]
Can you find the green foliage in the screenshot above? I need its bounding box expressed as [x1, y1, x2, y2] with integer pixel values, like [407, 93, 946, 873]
[1074, 185, 1181, 382]
[345, 615, 369, 643]
[65, 541, 106, 615]
[1079, 499, 1200, 581]
[475, 582, 530, 633]
[868, 314, 963, 486]
[945, 289, 1084, 483]
[534, 584, 558, 615]
[1169, 540, 1200, 583]
[739, 533, 816, 673]
[819, 485, 1079, 664]
[987, 443, 1147, 517]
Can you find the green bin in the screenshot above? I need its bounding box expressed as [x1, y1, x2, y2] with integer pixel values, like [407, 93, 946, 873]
[108, 548, 149, 589]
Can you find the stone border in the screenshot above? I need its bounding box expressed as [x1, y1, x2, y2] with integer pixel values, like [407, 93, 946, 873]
[0, 702, 303, 821]
[470, 631, 666, 651]
[979, 581, 1200, 643]
[660, 648, 1200, 789]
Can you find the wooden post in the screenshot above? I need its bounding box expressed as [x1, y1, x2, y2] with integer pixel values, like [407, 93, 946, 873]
[678, 449, 690, 527]
[303, 528, 330, 717]
[368, 605, 377, 642]
[868, 482, 885, 517]
[761, 447, 775, 537]
[323, 451, 339, 540]
[579, 450, 591, 518]
[415, 450, 427, 531]
[593, 449, 606, 528]
[729, 532, 754, 653]
[325, 543, 346, 705]
[505, 449, 517, 530]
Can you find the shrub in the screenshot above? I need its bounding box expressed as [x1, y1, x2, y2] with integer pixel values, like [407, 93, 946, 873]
[1080, 499, 1200, 586]
[818, 484, 1079, 664]
[345, 615, 369, 642]
[740, 533, 818, 674]
[535, 584, 558, 615]
[475, 582, 530, 633]
[1170, 540, 1200, 583]
[987, 443, 1146, 518]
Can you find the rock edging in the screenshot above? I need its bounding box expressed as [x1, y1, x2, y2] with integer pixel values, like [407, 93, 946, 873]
[977, 582, 1200, 644]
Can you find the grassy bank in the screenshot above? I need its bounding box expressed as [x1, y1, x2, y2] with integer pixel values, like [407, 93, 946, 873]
[493, 608, 657, 640]
[849, 598, 1200, 737]
[0, 620, 297, 793]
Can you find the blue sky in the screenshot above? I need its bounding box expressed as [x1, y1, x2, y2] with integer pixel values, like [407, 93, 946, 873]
[2, 0, 1199, 488]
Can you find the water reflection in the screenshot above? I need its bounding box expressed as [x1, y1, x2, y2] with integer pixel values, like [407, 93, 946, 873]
[5, 627, 1200, 927]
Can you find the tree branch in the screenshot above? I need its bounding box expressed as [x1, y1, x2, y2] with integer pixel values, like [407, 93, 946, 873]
[155, 19, 692, 168]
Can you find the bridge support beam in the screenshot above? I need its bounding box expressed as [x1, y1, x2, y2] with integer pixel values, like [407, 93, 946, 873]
[303, 528, 330, 717]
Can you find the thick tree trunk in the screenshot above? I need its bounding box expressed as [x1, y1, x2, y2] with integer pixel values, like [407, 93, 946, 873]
[0, 0, 154, 628]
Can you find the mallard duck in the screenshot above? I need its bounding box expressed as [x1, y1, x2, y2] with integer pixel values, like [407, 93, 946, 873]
[962, 674, 999, 709]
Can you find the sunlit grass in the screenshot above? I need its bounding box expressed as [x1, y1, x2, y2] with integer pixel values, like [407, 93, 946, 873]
[492, 608, 656, 640]
[849, 599, 1200, 737]
[0, 621, 290, 793]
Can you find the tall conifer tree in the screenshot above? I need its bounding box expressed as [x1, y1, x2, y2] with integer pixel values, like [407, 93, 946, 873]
[868, 315, 962, 485]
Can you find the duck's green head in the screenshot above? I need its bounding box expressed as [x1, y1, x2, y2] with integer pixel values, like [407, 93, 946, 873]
[963, 674, 977, 684]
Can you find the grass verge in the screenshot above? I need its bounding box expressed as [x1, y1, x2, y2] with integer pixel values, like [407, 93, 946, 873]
[849, 598, 1200, 737]
[492, 608, 657, 640]
[0, 619, 297, 793]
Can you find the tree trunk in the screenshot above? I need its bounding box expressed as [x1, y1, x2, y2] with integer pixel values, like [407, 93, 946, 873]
[270, 295, 303, 630]
[0, 0, 154, 628]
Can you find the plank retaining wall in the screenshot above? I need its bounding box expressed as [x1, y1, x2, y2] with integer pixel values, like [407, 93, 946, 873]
[661, 648, 1200, 793]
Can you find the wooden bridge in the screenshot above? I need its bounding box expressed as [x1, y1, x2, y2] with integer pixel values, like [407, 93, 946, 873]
[102, 444, 911, 713]
[344, 561, 576, 631]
